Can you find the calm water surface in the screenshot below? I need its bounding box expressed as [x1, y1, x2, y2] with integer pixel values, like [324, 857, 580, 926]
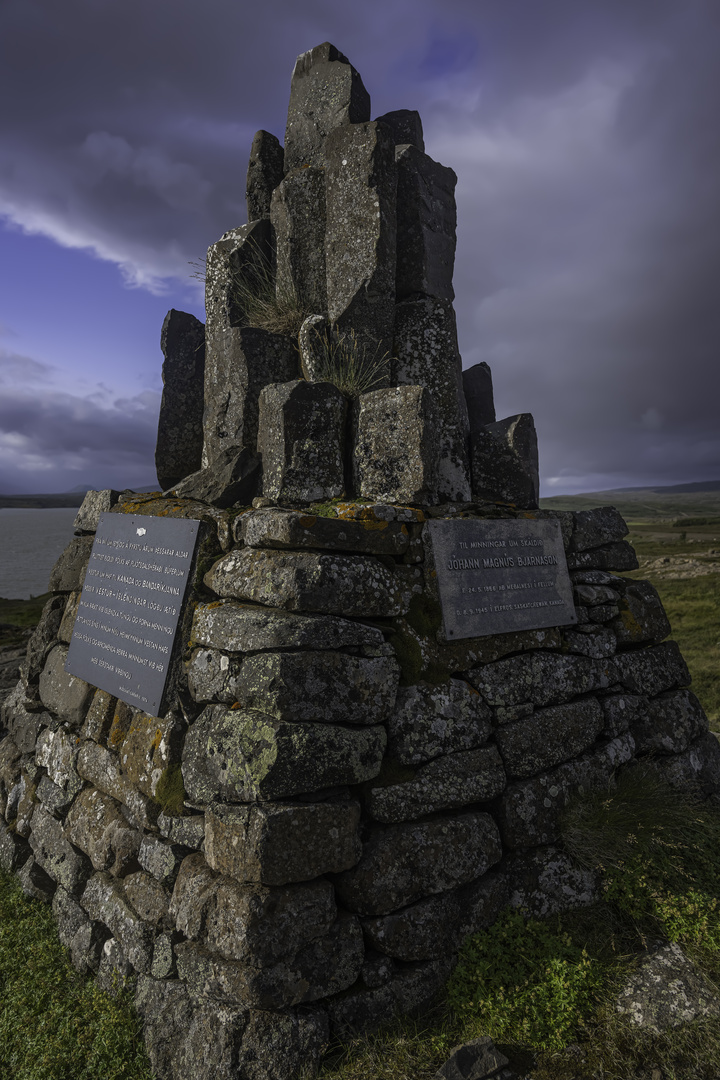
[0, 508, 79, 599]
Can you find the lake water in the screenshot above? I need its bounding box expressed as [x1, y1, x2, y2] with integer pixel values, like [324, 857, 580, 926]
[0, 508, 79, 600]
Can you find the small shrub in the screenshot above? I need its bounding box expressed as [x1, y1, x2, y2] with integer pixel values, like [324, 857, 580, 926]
[447, 908, 602, 1051]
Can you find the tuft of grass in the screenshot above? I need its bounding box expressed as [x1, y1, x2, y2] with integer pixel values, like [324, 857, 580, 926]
[229, 243, 309, 338]
[306, 326, 391, 398]
[0, 868, 152, 1080]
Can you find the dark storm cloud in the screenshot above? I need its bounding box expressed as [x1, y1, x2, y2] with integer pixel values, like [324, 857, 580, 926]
[1, 0, 719, 491]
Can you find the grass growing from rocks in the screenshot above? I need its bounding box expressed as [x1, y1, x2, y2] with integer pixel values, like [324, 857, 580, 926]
[0, 868, 152, 1080]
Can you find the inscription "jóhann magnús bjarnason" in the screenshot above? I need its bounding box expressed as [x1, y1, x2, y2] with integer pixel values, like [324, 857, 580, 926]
[428, 518, 576, 640]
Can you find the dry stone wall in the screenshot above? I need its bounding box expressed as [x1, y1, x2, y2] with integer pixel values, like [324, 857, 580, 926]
[2, 490, 720, 1079]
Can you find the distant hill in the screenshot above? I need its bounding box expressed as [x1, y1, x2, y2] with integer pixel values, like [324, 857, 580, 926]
[0, 486, 160, 509]
[540, 480, 720, 520]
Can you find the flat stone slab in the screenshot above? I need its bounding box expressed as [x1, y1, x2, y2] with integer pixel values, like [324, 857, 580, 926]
[239, 508, 410, 554]
[204, 549, 420, 617]
[494, 699, 604, 780]
[365, 746, 506, 823]
[191, 601, 385, 653]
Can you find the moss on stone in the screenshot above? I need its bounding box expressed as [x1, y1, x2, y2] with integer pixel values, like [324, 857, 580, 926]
[405, 592, 442, 639]
[154, 764, 187, 816]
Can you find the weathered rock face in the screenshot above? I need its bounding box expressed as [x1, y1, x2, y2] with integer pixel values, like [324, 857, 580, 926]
[324, 119, 397, 353]
[470, 413, 539, 509]
[245, 129, 284, 221]
[463, 362, 496, 431]
[616, 942, 720, 1033]
[386, 680, 492, 765]
[354, 385, 440, 504]
[284, 42, 371, 172]
[156, 310, 206, 491]
[271, 166, 327, 313]
[257, 379, 346, 504]
[203, 325, 298, 469]
[395, 144, 457, 302]
[168, 446, 260, 508]
[393, 299, 471, 501]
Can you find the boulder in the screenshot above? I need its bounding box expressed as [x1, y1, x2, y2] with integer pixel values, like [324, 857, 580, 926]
[436, 1037, 511, 1080]
[566, 541, 639, 572]
[76, 741, 159, 829]
[204, 548, 419, 618]
[324, 120, 397, 354]
[271, 166, 327, 312]
[52, 886, 106, 973]
[81, 871, 156, 973]
[616, 942, 720, 1033]
[245, 129, 284, 221]
[155, 309, 206, 491]
[182, 705, 386, 803]
[284, 42, 371, 171]
[257, 379, 346, 504]
[362, 889, 461, 962]
[392, 299, 471, 501]
[119, 709, 185, 801]
[354, 385, 440, 504]
[470, 413, 539, 509]
[22, 593, 66, 681]
[204, 800, 362, 885]
[334, 812, 502, 917]
[386, 679, 493, 766]
[462, 362, 496, 431]
[631, 688, 708, 755]
[138, 835, 188, 888]
[395, 145, 457, 301]
[168, 446, 261, 508]
[187, 648, 244, 705]
[508, 846, 599, 918]
[123, 871, 170, 926]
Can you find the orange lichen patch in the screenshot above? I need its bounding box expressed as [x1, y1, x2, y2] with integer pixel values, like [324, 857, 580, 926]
[401, 524, 409, 535]
[299, 515, 317, 528]
[204, 600, 228, 610]
[362, 520, 389, 531]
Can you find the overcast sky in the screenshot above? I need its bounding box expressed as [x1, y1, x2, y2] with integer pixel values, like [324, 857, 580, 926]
[1, 0, 718, 495]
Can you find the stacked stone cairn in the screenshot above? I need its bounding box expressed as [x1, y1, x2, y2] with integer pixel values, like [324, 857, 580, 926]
[1, 42, 719, 1080]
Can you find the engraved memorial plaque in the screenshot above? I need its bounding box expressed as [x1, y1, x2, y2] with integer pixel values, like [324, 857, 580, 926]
[428, 518, 576, 640]
[65, 512, 200, 715]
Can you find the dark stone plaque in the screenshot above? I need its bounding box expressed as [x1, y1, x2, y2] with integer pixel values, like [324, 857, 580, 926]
[428, 518, 577, 640]
[65, 512, 200, 715]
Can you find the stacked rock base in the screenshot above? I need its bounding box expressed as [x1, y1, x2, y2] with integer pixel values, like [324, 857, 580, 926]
[1, 491, 719, 1078]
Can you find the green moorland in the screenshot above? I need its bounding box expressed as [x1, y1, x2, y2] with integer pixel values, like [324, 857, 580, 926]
[1, 509, 720, 1079]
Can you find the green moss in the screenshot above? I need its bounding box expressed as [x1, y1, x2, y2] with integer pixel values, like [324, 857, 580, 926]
[154, 764, 187, 816]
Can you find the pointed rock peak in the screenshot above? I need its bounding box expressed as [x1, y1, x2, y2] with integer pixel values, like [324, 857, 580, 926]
[285, 42, 371, 171]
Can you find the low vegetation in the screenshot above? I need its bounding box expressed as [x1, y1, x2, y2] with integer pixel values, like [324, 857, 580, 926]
[0, 869, 152, 1080]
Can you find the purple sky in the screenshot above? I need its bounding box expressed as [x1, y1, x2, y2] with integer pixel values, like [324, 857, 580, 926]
[1, 0, 718, 496]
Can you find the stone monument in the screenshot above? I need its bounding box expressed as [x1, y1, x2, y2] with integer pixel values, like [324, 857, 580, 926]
[1, 42, 719, 1080]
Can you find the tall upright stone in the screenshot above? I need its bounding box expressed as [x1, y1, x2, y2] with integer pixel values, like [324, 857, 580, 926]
[463, 362, 496, 432]
[324, 121, 397, 355]
[284, 43, 371, 172]
[393, 298, 471, 502]
[470, 413, 540, 509]
[203, 328, 298, 468]
[204, 219, 272, 339]
[395, 144, 457, 302]
[246, 130, 284, 221]
[155, 310, 205, 491]
[271, 167, 327, 313]
[354, 386, 440, 505]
